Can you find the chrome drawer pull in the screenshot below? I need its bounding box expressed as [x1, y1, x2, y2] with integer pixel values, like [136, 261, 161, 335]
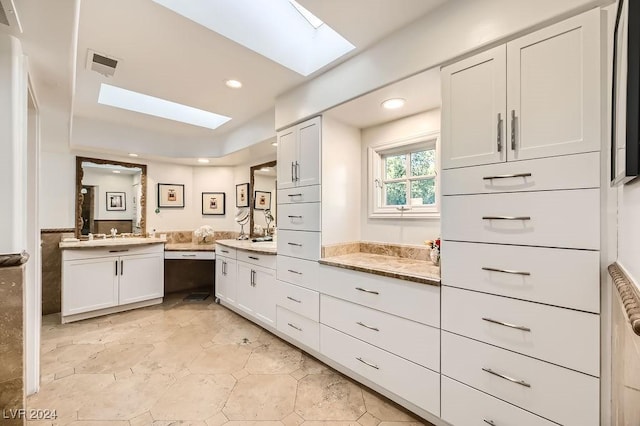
[287, 193, 303, 197]
[355, 287, 379, 295]
[482, 367, 531, 388]
[288, 323, 302, 331]
[288, 215, 303, 219]
[482, 173, 532, 180]
[356, 357, 379, 370]
[182, 254, 197, 257]
[248, 256, 260, 260]
[482, 267, 530, 276]
[482, 216, 531, 221]
[286, 296, 302, 303]
[221, 249, 229, 253]
[109, 249, 129, 253]
[484, 420, 496, 426]
[287, 269, 302, 275]
[482, 317, 531, 332]
[356, 321, 380, 332]
[287, 242, 303, 247]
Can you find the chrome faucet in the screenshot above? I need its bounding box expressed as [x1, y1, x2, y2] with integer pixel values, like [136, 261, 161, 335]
[110, 228, 118, 238]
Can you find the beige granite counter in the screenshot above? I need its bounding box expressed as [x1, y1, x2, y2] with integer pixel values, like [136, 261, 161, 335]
[216, 239, 277, 254]
[164, 242, 215, 251]
[59, 237, 165, 249]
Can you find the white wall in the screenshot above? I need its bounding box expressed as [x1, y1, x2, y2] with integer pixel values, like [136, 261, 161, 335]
[360, 110, 441, 245]
[82, 170, 136, 221]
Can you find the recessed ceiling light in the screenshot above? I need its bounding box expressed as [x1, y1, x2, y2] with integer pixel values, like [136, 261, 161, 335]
[261, 167, 271, 171]
[225, 79, 243, 89]
[98, 83, 232, 130]
[128, 153, 139, 157]
[381, 98, 406, 110]
[271, 141, 278, 147]
[197, 158, 210, 164]
[112, 170, 121, 174]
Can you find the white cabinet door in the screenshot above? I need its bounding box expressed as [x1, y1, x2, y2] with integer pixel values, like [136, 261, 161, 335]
[118, 253, 164, 305]
[236, 262, 255, 316]
[506, 10, 600, 161]
[297, 116, 321, 187]
[62, 257, 118, 316]
[216, 256, 237, 306]
[236, 261, 277, 327]
[277, 126, 297, 189]
[441, 45, 506, 169]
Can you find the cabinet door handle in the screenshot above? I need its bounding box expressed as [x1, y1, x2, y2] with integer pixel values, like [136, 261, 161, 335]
[497, 113, 502, 152]
[287, 242, 303, 247]
[482, 317, 531, 332]
[295, 161, 300, 181]
[248, 256, 260, 261]
[286, 296, 302, 303]
[482, 367, 531, 388]
[510, 109, 517, 150]
[356, 321, 379, 332]
[291, 162, 295, 182]
[482, 267, 530, 276]
[251, 270, 256, 287]
[287, 269, 302, 275]
[484, 420, 497, 426]
[120, 260, 124, 275]
[356, 357, 379, 370]
[355, 287, 379, 295]
[482, 216, 531, 221]
[288, 215, 303, 219]
[287, 193, 303, 197]
[288, 323, 302, 331]
[115, 260, 118, 276]
[221, 260, 226, 276]
[482, 173, 532, 180]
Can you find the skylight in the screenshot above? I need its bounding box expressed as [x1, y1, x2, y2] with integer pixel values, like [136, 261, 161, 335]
[97, 84, 231, 130]
[151, 0, 355, 76]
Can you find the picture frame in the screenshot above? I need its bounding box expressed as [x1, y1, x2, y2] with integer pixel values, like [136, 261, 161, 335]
[236, 183, 249, 207]
[202, 192, 226, 215]
[254, 190, 271, 210]
[611, 0, 640, 185]
[158, 183, 185, 208]
[106, 192, 126, 211]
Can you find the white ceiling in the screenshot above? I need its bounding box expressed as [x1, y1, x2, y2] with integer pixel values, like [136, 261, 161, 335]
[8, 0, 449, 162]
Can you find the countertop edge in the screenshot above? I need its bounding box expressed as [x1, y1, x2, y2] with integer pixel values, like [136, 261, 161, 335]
[215, 239, 277, 255]
[318, 258, 441, 287]
[59, 239, 166, 249]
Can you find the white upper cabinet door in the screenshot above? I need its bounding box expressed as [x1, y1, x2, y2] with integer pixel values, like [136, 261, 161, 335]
[296, 116, 321, 187]
[277, 126, 297, 190]
[442, 45, 507, 169]
[506, 10, 600, 161]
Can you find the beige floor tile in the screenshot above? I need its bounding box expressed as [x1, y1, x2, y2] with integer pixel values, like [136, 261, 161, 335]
[245, 338, 302, 375]
[357, 413, 380, 426]
[290, 355, 330, 380]
[282, 412, 304, 426]
[212, 319, 263, 346]
[132, 339, 204, 375]
[225, 422, 285, 426]
[130, 411, 154, 426]
[74, 343, 155, 374]
[40, 344, 106, 376]
[295, 374, 365, 421]
[223, 374, 297, 421]
[68, 422, 131, 425]
[205, 411, 228, 426]
[361, 391, 417, 422]
[151, 374, 236, 421]
[300, 422, 360, 426]
[153, 421, 209, 426]
[377, 422, 427, 426]
[189, 344, 252, 374]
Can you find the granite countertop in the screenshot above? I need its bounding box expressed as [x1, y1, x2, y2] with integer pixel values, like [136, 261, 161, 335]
[216, 239, 277, 255]
[164, 242, 215, 252]
[319, 252, 440, 286]
[59, 237, 166, 249]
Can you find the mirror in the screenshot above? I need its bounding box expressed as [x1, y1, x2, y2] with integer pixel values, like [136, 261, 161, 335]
[75, 156, 147, 238]
[249, 160, 277, 238]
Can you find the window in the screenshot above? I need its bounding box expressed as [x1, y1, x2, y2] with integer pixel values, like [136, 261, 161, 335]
[368, 132, 440, 219]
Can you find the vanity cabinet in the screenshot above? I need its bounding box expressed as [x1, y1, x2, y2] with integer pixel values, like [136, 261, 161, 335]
[215, 253, 237, 306]
[441, 10, 600, 169]
[236, 261, 277, 326]
[61, 243, 164, 323]
[276, 116, 321, 189]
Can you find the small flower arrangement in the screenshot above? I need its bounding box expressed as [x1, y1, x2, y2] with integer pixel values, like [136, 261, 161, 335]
[424, 238, 441, 249]
[194, 225, 215, 244]
[425, 238, 441, 265]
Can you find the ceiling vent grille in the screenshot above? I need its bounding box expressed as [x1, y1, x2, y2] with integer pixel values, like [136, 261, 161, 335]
[86, 50, 119, 77]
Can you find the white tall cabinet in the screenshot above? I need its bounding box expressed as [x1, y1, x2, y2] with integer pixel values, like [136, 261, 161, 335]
[276, 116, 321, 189]
[440, 9, 602, 426]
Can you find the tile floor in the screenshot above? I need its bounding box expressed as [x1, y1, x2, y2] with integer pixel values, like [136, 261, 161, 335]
[28, 293, 430, 426]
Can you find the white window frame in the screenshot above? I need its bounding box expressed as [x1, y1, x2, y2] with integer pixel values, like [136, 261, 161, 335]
[367, 131, 440, 219]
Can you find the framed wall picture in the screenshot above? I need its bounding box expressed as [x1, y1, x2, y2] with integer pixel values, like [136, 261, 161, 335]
[254, 190, 271, 210]
[236, 183, 249, 207]
[202, 192, 225, 215]
[158, 183, 185, 208]
[106, 192, 126, 211]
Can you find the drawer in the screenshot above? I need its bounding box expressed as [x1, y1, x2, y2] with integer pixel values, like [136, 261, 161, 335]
[320, 325, 440, 416]
[63, 243, 164, 261]
[277, 280, 320, 321]
[277, 306, 319, 351]
[278, 203, 321, 232]
[442, 286, 599, 376]
[441, 189, 600, 250]
[164, 251, 215, 260]
[277, 230, 321, 261]
[320, 295, 439, 370]
[276, 255, 319, 290]
[216, 244, 236, 258]
[278, 185, 321, 204]
[441, 376, 556, 426]
[441, 241, 600, 313]
[441, 332, 599, 426]
[319, 265, 440, 327]
[441, 151, 600, 195]
[237, 250, 276, 269]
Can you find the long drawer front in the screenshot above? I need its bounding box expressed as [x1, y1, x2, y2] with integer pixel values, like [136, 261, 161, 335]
[320, 325, 440, 416]
[441, 189, 600, 249]
[319, 265, 440, 327]
[277, 230, 321, 261]
[442, 332, 599, 426]
[277, 306, 319, 351]
[276, 255, 319, 290]
[320, 295, 440, 371]
[442, 286, 599, 376]
[441, 151, 600, 195]
[441, 376, 556, 426]
[441, 241, 600, 313]
[278, 202, 321, 232]
[278, 185, 321, 204]
[236, 250, 277, 269]
[277, 280, 319, 321]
